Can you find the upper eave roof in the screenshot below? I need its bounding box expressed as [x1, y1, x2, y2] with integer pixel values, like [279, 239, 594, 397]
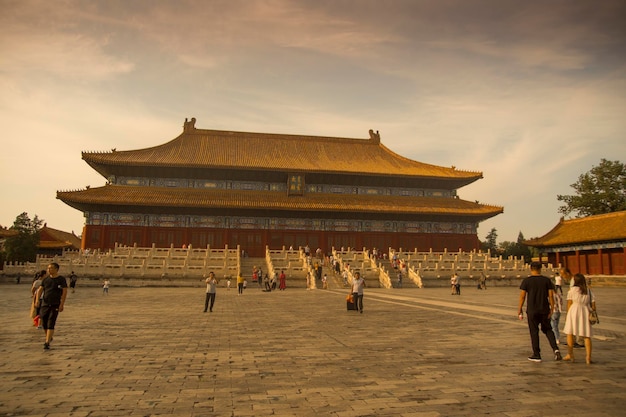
[57, 185, 503, 219]
[82, 119, 482, 184]
[524, 211, 626, 248]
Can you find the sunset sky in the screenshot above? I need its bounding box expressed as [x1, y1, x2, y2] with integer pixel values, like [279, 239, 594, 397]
[1, 0, 624, 246]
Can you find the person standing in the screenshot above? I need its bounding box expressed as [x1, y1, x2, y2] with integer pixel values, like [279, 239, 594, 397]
[562, 273, 595, 363]
[237, 273, 244, 295]
[554, 272, 563, 295]
[479, 271, 487, 290]
[279, 270, 286, 290]
[102, 278, 110, 295]
[351, 272, 366, 313]
[34, 263, 68, 350]
[69, 271, 78, 293]
[204, 272, 218, 313]
[518, 262, 562, 362]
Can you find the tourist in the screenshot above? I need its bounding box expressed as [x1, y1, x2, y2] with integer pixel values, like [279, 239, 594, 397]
[351, 272, 366, 313]
[237, 273, 244, 295]
[554, 271, 563, 294]
[34, 263, 68, 350]
[30, 270, 46, 328]
[226, 277, 231, 290]
[479, 271, 487, 290]
[397, 271, 403, 288]
[204, 272, 218, 313]
[551, 286, 563, 345]
[450, 273, 459, 295]
[102, 278, 110, 295]
[561, 267, 583, 348]
[562, 273, 596, 363]
[279, 270, 286, 290]
[69, 271, 78, 293]
[517, 262, 561, 362]
[322, 274, 328, 289]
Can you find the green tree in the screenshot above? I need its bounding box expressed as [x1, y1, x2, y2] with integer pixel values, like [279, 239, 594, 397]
[4, 212, 43, 263]
[497, 232, 532, 260]
[557, 159, 626, 217]
[484, 228, 498, 254]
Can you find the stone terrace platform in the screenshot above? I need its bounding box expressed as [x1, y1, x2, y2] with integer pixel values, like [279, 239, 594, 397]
[1, 284, 626, 417]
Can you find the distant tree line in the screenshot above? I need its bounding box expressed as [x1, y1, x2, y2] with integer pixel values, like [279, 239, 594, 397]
[1, 212, 43, 265]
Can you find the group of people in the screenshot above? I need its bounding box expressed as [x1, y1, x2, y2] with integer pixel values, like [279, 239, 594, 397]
[518, 262, 597, 364]
[27, 259, 598, 362]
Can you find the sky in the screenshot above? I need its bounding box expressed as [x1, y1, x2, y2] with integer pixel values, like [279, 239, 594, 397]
[1, 0, 625, 245]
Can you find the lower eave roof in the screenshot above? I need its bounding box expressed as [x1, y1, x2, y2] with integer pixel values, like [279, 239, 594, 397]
[524, 211, 626, 248]
[57, 185, 503, 220]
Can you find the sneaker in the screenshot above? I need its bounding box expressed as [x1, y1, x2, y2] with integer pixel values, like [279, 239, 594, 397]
[527, 355, 542, 362]
[43, 343, 50, 350]
[554, 350, 562, 361]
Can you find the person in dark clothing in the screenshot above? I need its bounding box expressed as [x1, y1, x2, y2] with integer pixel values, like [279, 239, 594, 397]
[35, 263, 68, 350]
[518, 262, 562, 362]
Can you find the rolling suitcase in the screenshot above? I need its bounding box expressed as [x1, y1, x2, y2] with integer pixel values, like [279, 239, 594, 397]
[346, 294, 357, 310]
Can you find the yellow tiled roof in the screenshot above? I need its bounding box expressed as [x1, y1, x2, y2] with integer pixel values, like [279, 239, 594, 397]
[525, 211, 626, 247]
[82, 123, 482, 181]
[57, 186, 503, 218]
[39, 225, 81, 250]
[0, 228, 19, 238]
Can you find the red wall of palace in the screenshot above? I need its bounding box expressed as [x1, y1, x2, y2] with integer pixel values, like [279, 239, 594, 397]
[551, 247, 626, 275]
[81, 225, 480, 256]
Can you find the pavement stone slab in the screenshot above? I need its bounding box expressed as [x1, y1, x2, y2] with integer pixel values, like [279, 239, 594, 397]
[1, 284, 625, 416]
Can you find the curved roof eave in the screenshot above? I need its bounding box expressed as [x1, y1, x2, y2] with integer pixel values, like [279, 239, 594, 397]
[82, 122, 483, 182]
[57, 186, 503, 220]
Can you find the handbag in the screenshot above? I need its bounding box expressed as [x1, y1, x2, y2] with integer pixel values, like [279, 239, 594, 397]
[588, 289, 599, 325]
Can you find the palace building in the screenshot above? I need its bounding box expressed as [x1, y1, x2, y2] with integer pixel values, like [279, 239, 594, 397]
[57, 118, 503, 256]
[525, 211, 626, 275]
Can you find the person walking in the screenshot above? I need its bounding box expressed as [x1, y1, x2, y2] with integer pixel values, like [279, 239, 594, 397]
[34, 263, 68, 350]
[30, 270, 46, 328]
[279, 270, 286, 290]
[203, 272, 218, 313]
[551, 286, 563, 345]
[102, 278, 110, 295]
[518, 262, 562, 362]
[351, 272, 366, 313]
[562, 273, 595, 364]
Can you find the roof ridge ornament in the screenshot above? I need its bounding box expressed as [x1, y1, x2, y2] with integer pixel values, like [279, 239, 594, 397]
[368, 129, 380, 144]
[183, 117, 197, 132]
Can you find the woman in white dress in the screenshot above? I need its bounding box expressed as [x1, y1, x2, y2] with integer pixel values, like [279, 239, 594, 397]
[563, 273, 596, 364]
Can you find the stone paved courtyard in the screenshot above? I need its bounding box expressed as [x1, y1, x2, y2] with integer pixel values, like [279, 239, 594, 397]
[1, 282, 625, 416]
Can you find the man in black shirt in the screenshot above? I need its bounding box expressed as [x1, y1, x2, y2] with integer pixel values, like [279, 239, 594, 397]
[35, 263, 68, 350]
[518, 262, 561, 362]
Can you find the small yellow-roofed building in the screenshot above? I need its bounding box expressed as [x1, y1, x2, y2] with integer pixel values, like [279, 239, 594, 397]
[58, 118, 503, 255]
[525, 211, 626, 275]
